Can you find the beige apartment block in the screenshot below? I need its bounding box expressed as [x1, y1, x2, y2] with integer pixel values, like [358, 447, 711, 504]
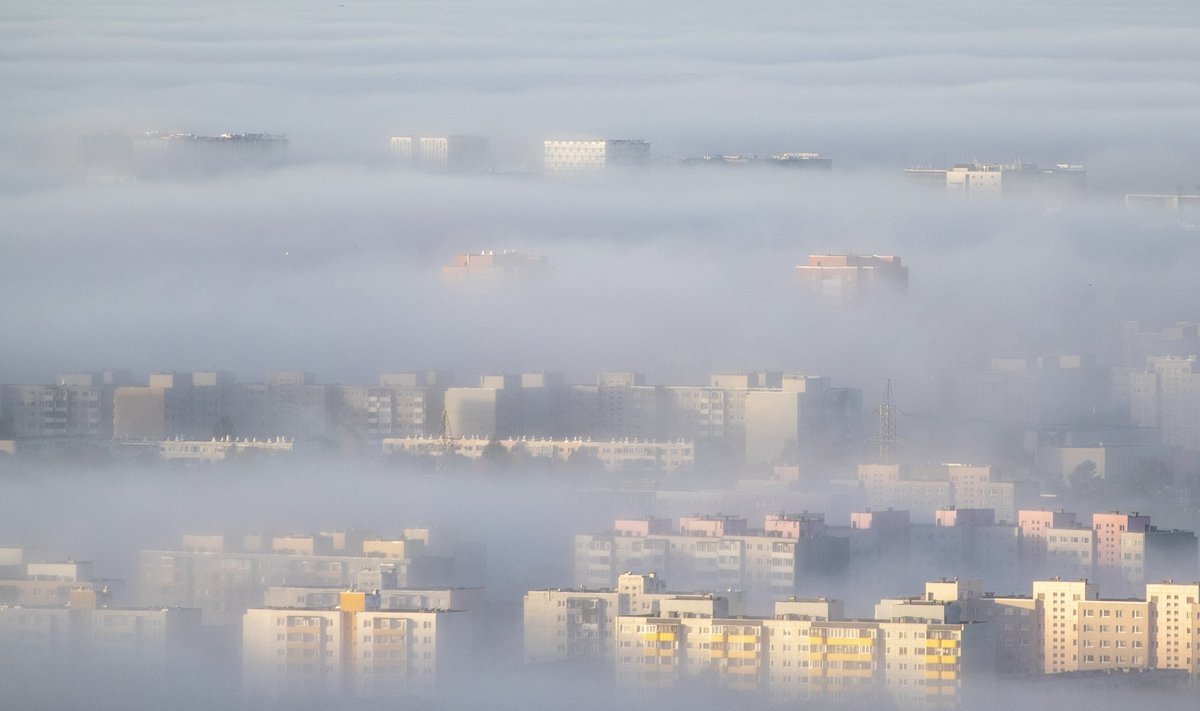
[158, 436, 293, 462]
[970, 596, 1041, 676]
[881, 621, 986, 710]
[1076, 598, 1150, 671]
[524, 573, 703, 664]
[611, 590, 988, 710]
[796, 254, 908, 307]
[1044, 526, 1095, 578]
[574, 515, 844, 605]
[771, 619, 883, 704]
[242, 591, 469, 701]
[140, 533, 456, 625]
[1031, 579, 1098, 673]
[615, 596, 749, 690]
[1146, 582, 1200, 674]
[0, 589, 200, 667]
[860, 463, 1016, 520]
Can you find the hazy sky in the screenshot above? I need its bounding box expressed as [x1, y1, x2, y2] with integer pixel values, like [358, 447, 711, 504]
[2, 0, 1199, 397]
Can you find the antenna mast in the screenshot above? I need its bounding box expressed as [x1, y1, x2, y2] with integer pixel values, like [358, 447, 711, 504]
[876, 380, 898, 465]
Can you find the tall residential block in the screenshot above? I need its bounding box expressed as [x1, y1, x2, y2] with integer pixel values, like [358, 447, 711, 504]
[796, 254, 908, 307]
[543, 139, 649, 175]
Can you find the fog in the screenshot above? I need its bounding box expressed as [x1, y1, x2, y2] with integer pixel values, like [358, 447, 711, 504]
[3, 0, 1200, 709]
[4, 0, 1200, 385]
[5, 167, 1199, 389]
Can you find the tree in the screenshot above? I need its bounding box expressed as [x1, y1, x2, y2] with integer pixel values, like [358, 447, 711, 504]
[480, 437, 511, 471]
[565, 447, 605, 476]
[1068, 459, 1103, 497]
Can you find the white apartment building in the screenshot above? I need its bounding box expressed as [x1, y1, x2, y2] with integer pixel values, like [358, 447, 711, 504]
[523, 572, 671, 663]
[242, 591, 470, 701]
[543, 139, 649, 175]
[390, 135, 488, 172]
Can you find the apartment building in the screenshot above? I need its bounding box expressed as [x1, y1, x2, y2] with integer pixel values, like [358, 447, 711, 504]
[384, 435, 694, 473]
[1123, 356, 1200, 450]
[615, 595, 989, 710]
[522, 573, 738, 664]
[574, 515, 846, 608]
[0, 371, 130, 439]
[140, 532, 464, 625]
[0, 587, 201, 667]
[795, 254, 909, 307]
[1018, 509, 1079, 579]
[441, 251, 548, 288]
[242, 590, 470, 701]
[387, 370, 858, 466]
[158, 436, 293, 462]
[1076, 598, 1151, 671]
[543, 139, 649, 175]
[905, 162, 1085, 200]
[389, 135, 488, 172]
[1146, 582, 1200, 675]
[1032, 579, 1099, 673]
[264, 585, 484, 645]
[858, 463, 1020, 521]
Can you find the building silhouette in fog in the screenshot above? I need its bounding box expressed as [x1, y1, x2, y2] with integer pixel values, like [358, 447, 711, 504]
[441, 251, 548, 287]
[575, 513, 846, 608]
[131, 131, 288, 176]
[681, 152, 831, 170]
[905, 162, 1085, 200]
[138, 529, 479, 625]
[389, 135, 489, 172]
[543, 139, 649, 175]
[796, 254, 908, 307]
[0, 371, 130, 439]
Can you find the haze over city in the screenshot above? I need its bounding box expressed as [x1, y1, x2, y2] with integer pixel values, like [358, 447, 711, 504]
[3, 1, 1200, 710]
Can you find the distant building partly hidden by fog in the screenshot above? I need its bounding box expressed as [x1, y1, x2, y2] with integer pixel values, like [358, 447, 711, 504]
[135, 131, 288, 151]
[543, 139, 650, 175]
[1124, 193, 1200, 213]
[389, 135, 489, 172]
[1125, 193, 1200, 227]
[575, 507, 1197, 606]
[680, 152, 832, 170]
[157, 436, 293, 462]
[0, 548, 202, 671]
[414, 370, 861, 469]
[441, 250, 548, 286]
[384, 436, 694, 473]
[5, 367, 860, 466]
[128, 131, 288, 176]
[905, 162, 1085, 200]
[796, 254, 908, 307]
[139, 529, 484, 626]
[0, 370, 131, 439]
